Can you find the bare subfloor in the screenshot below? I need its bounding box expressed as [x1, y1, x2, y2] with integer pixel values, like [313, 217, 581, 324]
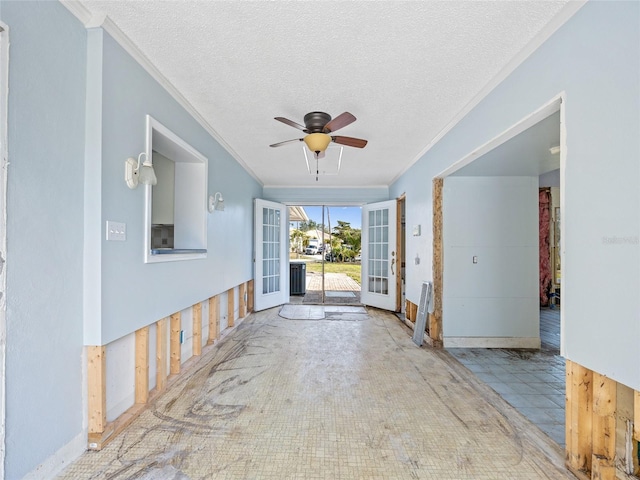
[59, 307, 573, 479]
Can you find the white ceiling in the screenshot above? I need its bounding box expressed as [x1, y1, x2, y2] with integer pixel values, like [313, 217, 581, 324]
[69, 0, 580, 188]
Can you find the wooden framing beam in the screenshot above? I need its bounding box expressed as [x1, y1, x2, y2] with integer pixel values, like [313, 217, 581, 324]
[170, 312, 181, 375]
[634, 390, 640, 441]
[247, 280, 254, 312]
[566, 359, 593, 475]
[87, 346, 106, 435]
[134, 327, 150, 405]
[156, 318, 168, 392]
[395, 195, 404, 312]
[239, 283, 247, 318]
[431, 177, 444, 344]
[192, 303, 202, 356]
[591, 372, 616, 475]
[208, 295, 220, 344]
[227, 288, 235, 328]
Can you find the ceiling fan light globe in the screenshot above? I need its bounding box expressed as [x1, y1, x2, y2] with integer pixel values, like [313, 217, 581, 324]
[303, 133, 331, 154]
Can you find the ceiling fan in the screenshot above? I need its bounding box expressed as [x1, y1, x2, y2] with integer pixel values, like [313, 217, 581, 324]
[269, 111, 368, 156]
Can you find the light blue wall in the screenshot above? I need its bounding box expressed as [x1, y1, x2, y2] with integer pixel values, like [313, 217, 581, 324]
[1, 0, 263, 476]
[391, 1, 640, 390]
[0, 1, 86, 478]
[94, 30, 262, 344]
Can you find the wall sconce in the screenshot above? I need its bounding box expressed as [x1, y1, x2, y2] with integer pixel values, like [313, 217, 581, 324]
[125, 152, 157, 189]
[208, 192, 224, 212]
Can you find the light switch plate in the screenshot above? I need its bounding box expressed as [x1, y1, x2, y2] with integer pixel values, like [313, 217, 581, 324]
[413, 225, 421, 236]
[106, 221, 126, 241]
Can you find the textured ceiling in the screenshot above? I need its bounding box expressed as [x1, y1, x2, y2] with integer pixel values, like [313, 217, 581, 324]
[72, 0, 578, 188]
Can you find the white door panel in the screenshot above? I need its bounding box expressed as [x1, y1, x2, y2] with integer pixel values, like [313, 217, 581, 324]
[254, 199, 288, 311]
[361, 199, 398, 311]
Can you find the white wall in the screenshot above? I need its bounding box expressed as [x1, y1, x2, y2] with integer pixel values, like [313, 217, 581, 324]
[442, 177, 539, 347]
[391, 1, 639, 389]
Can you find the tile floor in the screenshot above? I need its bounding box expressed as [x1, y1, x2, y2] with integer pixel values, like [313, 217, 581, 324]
[447, 308, 565, 446]
[58, 306, 572, 479]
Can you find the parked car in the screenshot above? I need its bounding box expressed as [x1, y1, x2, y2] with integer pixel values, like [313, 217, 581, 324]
[354, 252, 361, 262]
[305, 245, 318, 255]
[325, 251, 337, 262]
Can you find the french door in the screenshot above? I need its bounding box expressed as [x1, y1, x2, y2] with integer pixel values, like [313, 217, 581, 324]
[254, 199, 289, 311]
[361, 199, 398, 311]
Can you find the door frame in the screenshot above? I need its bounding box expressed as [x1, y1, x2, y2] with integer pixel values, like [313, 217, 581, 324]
[433, 93, 566, 348]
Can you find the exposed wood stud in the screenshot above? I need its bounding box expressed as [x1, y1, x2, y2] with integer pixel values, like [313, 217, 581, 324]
[170, 312, 181, 375]
[566, 360, 593, 474]
[634, 390, 640, 441]
[192, 303, 202, 356]
[156, 318, 168, 392]
[410, 302, 418, 322]
[247, 280, 254, 312]
[134, 327, 150, 405]
[87, 346, 106, 435]
[208, 295, 220, 344]
[431, 177, 443, 344]
[566, 359, 574, 465]
[227, 288, 235, 328]
[395, 196, 404, 311]
[592, 373, 616, 469]
[239, 283, 247, 318]
[591, 455, 616, 480]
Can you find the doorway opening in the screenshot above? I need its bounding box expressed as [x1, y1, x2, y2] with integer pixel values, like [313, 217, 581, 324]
[288, 205, 362, 305]
[438, 95, 565, 445]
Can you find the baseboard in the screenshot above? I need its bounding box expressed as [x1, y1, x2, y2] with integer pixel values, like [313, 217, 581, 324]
[22, 430, 87, 480]
[443, 336, 541, 349]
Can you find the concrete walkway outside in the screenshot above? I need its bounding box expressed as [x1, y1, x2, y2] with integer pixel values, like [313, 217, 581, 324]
[301, 270, 361, 304]
[59, 307, 572, 479]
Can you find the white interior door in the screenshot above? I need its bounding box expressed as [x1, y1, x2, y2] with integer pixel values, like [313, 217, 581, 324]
[361, 199, 398, 311]
[254, 199, 289, 311]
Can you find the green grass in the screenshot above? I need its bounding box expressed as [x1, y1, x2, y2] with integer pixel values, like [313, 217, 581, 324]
[304, 261, 361, 285]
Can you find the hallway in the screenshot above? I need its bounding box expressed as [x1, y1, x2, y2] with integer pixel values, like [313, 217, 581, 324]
[59, 307, 572, 479]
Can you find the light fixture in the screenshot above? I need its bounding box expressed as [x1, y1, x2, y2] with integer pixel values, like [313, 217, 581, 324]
[303, 133, 332, 155]
[208, 192, 224, 212]
[549, 146, 561, 155]
[125, 152, 157, 189]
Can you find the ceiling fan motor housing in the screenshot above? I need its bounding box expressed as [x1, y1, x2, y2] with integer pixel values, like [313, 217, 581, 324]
[304, 111, 332, 133]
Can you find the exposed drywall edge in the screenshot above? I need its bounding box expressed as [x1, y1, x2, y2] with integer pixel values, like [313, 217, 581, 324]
[59, 1, 262, 186]
[444, 337, 541, 349]
[0, 21, 8, 480]
[22, 430, 87, 480]
[83, 27, 103, 346]
[389, 1, 586, 185]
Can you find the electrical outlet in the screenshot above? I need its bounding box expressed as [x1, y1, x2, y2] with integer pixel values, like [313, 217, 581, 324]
[106, 221, 126, 241]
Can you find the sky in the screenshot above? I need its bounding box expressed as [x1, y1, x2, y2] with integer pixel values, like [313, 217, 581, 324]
[296, 205, 362, 230]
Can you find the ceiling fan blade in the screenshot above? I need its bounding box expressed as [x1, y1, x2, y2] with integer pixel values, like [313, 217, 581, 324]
[331, 136, 368, 148]
[270, 138, 303, 147]
[274, 117, 308, 132]
[323, 112, 356, 133]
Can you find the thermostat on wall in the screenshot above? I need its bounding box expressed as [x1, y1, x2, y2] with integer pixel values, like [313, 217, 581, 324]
[413, 225, 421, 236]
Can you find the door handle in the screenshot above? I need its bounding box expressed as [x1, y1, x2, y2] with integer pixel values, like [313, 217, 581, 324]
[391, 258, 395, 275]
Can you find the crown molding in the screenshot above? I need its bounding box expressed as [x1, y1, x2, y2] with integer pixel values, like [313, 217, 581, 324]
[59, 0, 262, 186]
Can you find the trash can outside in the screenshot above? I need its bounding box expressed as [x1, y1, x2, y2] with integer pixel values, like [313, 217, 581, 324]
[290, 261, 306, 295]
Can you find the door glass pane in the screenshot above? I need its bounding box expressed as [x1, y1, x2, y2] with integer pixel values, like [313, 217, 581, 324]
[261, 207, 281, 295]
[367, 207, 389, 295]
